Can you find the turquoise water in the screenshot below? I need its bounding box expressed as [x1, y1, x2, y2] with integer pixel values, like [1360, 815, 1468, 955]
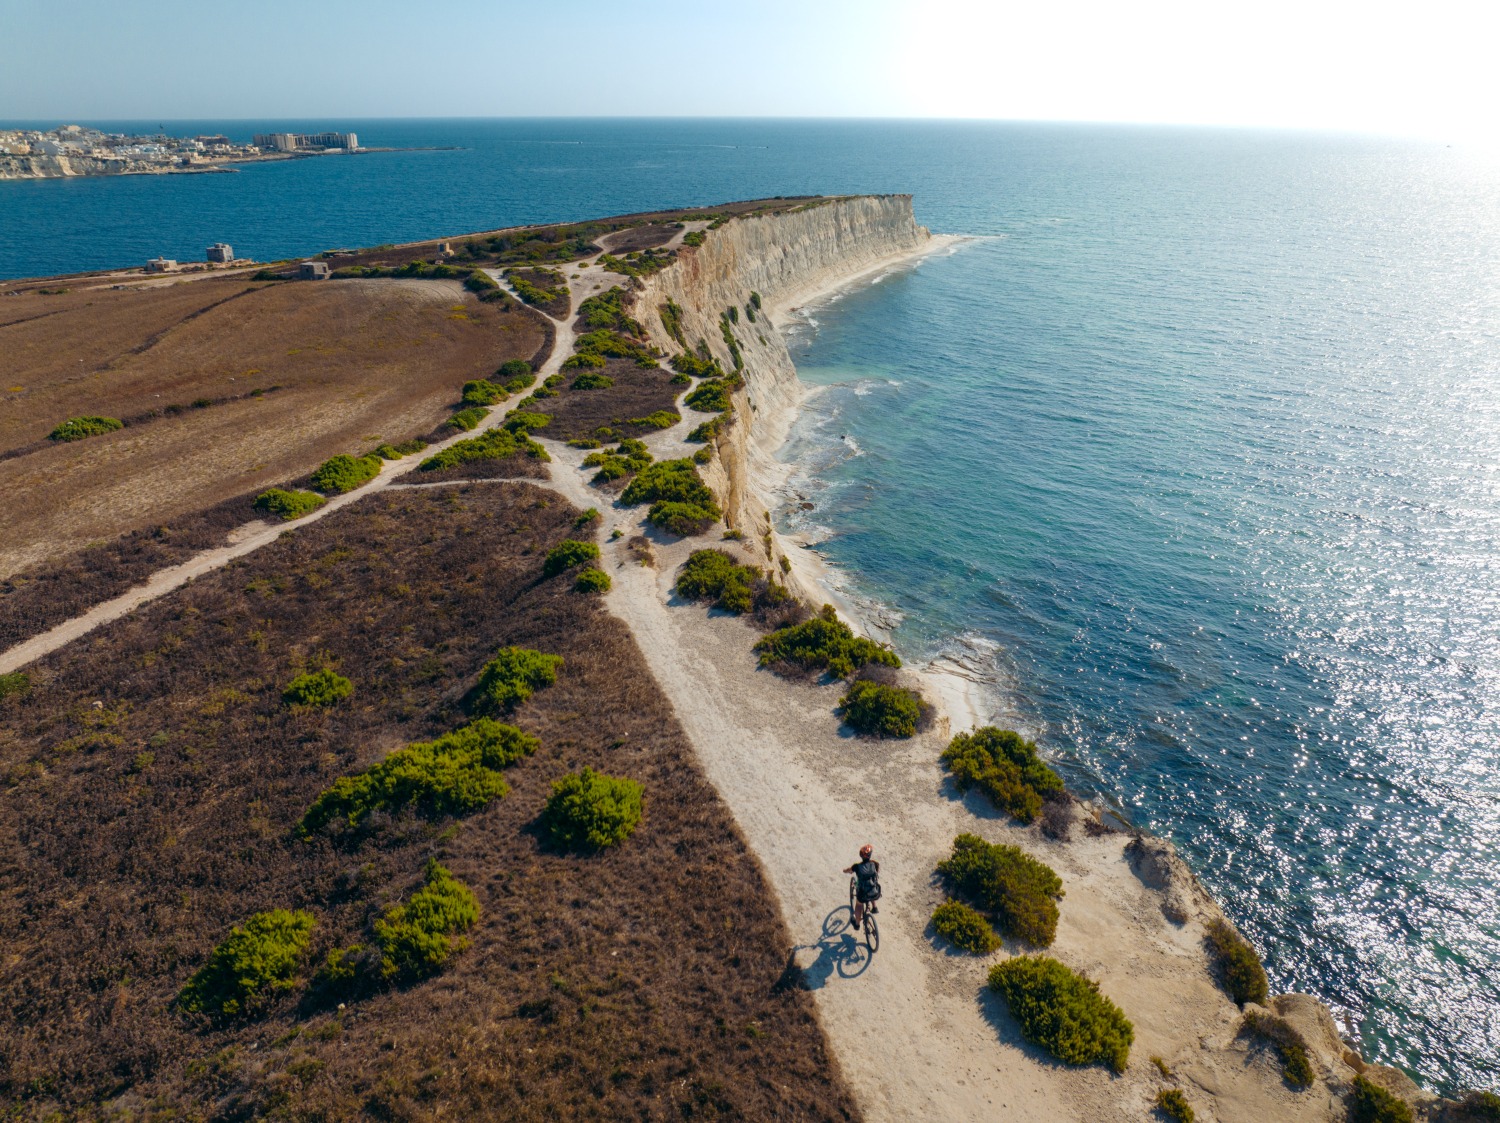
[4, 120, 1496, 1091]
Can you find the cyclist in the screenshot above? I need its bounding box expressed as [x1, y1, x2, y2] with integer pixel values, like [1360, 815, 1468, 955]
[844, 844, 881, 931]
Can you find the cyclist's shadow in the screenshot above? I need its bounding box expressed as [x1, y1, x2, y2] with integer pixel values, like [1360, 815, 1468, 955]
[786, 907, 874, 988]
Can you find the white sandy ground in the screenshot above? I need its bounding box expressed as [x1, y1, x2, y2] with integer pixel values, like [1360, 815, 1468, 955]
[1, 226, 1370, 1121]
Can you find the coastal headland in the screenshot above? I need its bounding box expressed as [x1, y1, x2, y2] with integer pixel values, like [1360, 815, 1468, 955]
[0, 197, 1472, 1120]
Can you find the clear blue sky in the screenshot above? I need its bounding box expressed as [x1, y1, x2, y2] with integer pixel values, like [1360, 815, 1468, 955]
[4, 0, 1495, 143]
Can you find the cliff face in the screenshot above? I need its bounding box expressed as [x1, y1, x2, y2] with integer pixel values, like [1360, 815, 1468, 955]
[633, 195, 929, 552]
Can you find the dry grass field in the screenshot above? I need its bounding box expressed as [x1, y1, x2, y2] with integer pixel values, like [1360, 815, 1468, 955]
[546, 357, 685, 442]
[0, 277, 545, 576]
[0, 483, 858, 1122]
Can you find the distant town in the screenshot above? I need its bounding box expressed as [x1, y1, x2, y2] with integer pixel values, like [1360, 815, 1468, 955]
[0, 124, 362, 180]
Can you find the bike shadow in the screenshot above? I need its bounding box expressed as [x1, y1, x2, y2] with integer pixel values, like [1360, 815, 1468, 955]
[781, 907, 875, 989]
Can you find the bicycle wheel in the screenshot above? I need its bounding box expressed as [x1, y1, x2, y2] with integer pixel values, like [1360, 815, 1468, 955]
[864, 909, 879, 954]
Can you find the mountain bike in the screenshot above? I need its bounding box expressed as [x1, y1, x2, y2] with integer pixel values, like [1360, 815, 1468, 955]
[848, 876, 880, 954]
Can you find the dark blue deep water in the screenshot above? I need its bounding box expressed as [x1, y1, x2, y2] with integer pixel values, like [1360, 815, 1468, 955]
[4, 119, 1497, 1092]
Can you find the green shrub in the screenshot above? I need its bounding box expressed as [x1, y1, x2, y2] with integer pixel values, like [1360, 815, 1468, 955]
[1241, 1008, 1314, 1089]
[178, 909, 317, 1018]
[574, 567, 611, 594]
[744, 302, 757, 323]
[585, 443, 651, 483]
[931, 900, 1001, 954]
[692, 446, 713, 465]
[300, 718, 537, 832]
[49, 415, 123, 441]
[373, 438, 427, 459]
[688, 411, 729, 442]
[659, 299, 687, 346]
[543, 539, 601, 577]
[941, 727, 1065, 825]
[568, 438, 601, 449]
[463, 270, 499, 292]
[573, 507, 600, 528]
[628, 409, 680, 430]
[568, 328, 659, 369]
[649, 501, 718, 537]
[0, 672, 30, 701]
[419, 426, 547, 470]
[682, 230, 706, 247]
[564, 350, 607, 370]
[938, 833, 1063, 947]
[542, 767, 644, 851]
[571, 371, 614, 391]
[1450, 1092, 1500, 1121]
[477, 646, 564, 712]
[620, 459, 717, 509]
[749, 291, 762, 310]
[1349, 1075, 1415, 1123]
[447, 406, 489, 432]
[987, 955, 1133, 1073]
[684, 380, 731, 413]
[374, 861, 480, 983]
[283, 668, 353, 707]
[310, 453, 382, 494]
[838, 679, 924, 738]
[254, 488, 326, 520]
[578, 287, 643, 334]
[498, 359, 533, 379]
[1205, 918, 1269, 1005]
[754, 605, 900, 678]
[676, 549, 760, 613]
[1156, 1088, 1194, 1122]
[462, 378, 505, 406]
[671, 351, 723, 379]
[503, 410, 552, 434]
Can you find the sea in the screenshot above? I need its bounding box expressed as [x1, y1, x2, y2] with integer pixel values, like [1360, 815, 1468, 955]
[3, 119, 1497, 1093]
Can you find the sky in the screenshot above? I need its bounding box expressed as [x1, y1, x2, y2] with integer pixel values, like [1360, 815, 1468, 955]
[3, 0, 1496, 143]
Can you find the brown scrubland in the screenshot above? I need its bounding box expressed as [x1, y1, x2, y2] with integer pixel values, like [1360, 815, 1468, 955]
[0, 483, 858, 1121]
[0, 277, 544, 576]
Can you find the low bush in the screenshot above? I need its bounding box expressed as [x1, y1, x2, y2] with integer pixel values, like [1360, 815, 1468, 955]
[749, 291, 762, 310]
[569, 328, 660, 370]
[49, 415, 123, 441]
[931, 900, 1001, 954]
[941, 727, 1065, 825]
[987, 955, 1133, 1073]
[418, 426, 547, 470]
[720, 314, 743, 371]
[498, 358, 533, 379]
[692, 446, 713, 466]
[300, 718, 538, 832]
[373, 438, 427, 459]
[462, 378, 505, 406]
[574, 567, 611, 594]
[0, 671, 30, 701]
[311, 453, 382, 494]
[476, 645, 564, 712]
[282, 667, 353, 708]
[649, 501, 719, 537]
[938, 833, 1063, 948]
[620, 459, 717, 510]
[463, 270, 499, 293]
[578, 287, 643, 334]
[1156, 1088, 1194, 1122]
[670, 351, 723, 379]
[542, 767, 645, 851]
[374, 860, 480, 983]
[178, 909, 317, 1018]
[1449, 1092, 1500, 1121]
[659, 299, 687, 346]
[254, 488, 326, 521]
[685, 380, 731, 413]
[447, 406, 489, 432]
[573, 507, 600, 529]
[571, 371, 614, 391]
[753, 604, 900, 679]
[628, 409, 680, 430]
[675, 549, 760, 613]
[1205, 917, 1270, 1005]
[564, 351, 607, 370]
[585, 441, 652, 484]
[503, 410, 552, 434]
[543, 539, 601, 577]
[688, 411, 730, 443]
[1241, 1008, 1314, 1089]
[838, 679, 925, 738]
[682, 230, 706, 247]
[1349, 1075, 1415, 1123]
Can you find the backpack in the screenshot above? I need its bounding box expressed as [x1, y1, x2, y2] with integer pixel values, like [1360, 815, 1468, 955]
[855, 861, 882, 902]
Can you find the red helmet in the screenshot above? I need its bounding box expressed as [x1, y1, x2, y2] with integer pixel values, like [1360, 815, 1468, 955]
[859, 844, 873, 859]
